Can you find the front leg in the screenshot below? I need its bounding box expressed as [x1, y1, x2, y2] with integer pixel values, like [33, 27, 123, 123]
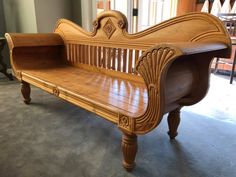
[167, 107, 181, 139]
[21, 81, 31, 104]
[122, 132, 137, 171]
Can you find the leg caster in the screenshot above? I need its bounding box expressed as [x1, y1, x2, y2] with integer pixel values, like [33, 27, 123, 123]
[122, 132, 137, 172]
[21, 81, 31, 104]
[167, 108, 181, 139]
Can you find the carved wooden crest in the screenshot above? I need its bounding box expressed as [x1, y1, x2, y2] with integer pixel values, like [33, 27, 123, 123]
[103, 18, 116, 39]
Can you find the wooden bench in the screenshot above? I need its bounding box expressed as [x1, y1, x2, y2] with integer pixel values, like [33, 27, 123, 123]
[5, 11, 231, 171]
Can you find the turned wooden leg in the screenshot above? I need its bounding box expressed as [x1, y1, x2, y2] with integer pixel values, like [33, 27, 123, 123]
[122, 132, 137, 172]
[21, 81, 31, 104]
[167, 108, 181, 139]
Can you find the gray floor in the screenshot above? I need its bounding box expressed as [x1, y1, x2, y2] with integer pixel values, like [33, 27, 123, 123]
[0, 74, 236, 177]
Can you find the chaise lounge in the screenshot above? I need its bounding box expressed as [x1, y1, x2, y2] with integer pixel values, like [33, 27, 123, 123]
[5, 10, 231, 171]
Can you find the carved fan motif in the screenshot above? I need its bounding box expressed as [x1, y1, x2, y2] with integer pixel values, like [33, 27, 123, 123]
[103, 18, 116, 39]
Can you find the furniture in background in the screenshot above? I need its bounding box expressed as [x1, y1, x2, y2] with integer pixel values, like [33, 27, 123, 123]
[5, 11, 231, 171]
[214, 13, 236, 84]
[0, 37, 13, 80]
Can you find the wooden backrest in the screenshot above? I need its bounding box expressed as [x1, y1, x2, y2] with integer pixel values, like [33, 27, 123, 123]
[64, 44, 143, 74]
[54, 11, 231, 75]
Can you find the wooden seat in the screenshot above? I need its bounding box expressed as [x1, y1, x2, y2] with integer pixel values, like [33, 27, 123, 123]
[22, 66, 148, 118]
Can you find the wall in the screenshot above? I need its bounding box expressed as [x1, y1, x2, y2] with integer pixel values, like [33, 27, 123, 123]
[0, 0, 8, 67]
[81, 0, 96, 31]
[3, 0, 37, 33]
[34, 0, 73, 33]
[0, 0, 82, 68]
[72, 0, 82, 26]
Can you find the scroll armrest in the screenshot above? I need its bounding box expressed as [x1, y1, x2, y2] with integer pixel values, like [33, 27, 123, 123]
[5, 33, 66, 79]
[5, 33, 64, 50]
[118, 42, 230, 135]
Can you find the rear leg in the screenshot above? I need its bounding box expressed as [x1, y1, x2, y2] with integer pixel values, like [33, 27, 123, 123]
[167, 107, 181, 139]
[21, 81, 31, 104]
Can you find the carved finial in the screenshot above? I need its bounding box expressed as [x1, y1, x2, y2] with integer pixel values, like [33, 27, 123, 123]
[93, 20, 99, 30]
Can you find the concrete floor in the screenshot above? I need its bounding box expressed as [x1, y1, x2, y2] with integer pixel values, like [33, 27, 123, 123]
[0, 73, 236, 177]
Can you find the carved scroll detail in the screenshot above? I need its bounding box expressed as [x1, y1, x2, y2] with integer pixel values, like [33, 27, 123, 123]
[133, 46, 179, 134]
[103, 18, 116, 39]
[52, 87, 60, 96]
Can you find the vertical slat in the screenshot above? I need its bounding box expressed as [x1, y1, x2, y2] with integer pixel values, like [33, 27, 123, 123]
[134, 50, 140, 74]
[76, 44, 80, 63]
[70, 44, 73, 63]
[117, 48, 122, 71]
[94, 46, 98, 66]
[77, 45, 80, 64]
[82, 45, 85, 64]
[90, 45, 94, 65]
[98, 46, 101, 67]
[77, 44, 81, 63]
[135, 50, 139, 64]
[73, 44, 76, 63]
[66, 44, 70, 62]
[85, 45, 89, 64]
[75, 44, 78, 63]
[112, 48, 116, 70]
[107, 48, 111, 69]
[128, 49, 133, 73]
[80, 45, 84, 63]
[123, 49, 127, 72]
[102, 47, 106, 68]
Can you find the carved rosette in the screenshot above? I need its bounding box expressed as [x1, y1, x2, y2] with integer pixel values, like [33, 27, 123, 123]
[103, 18, 116, 39]
[52, 87, 60, 96]
[93, 20, 99, 29]
[118, 115, 134, 132]
[117, 20, 125, 29]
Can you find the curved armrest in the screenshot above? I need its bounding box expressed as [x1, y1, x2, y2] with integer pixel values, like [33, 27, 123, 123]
[5, 33, 64, 50]
[5, 33, 66, 80]
[118, 42, 230, 135]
